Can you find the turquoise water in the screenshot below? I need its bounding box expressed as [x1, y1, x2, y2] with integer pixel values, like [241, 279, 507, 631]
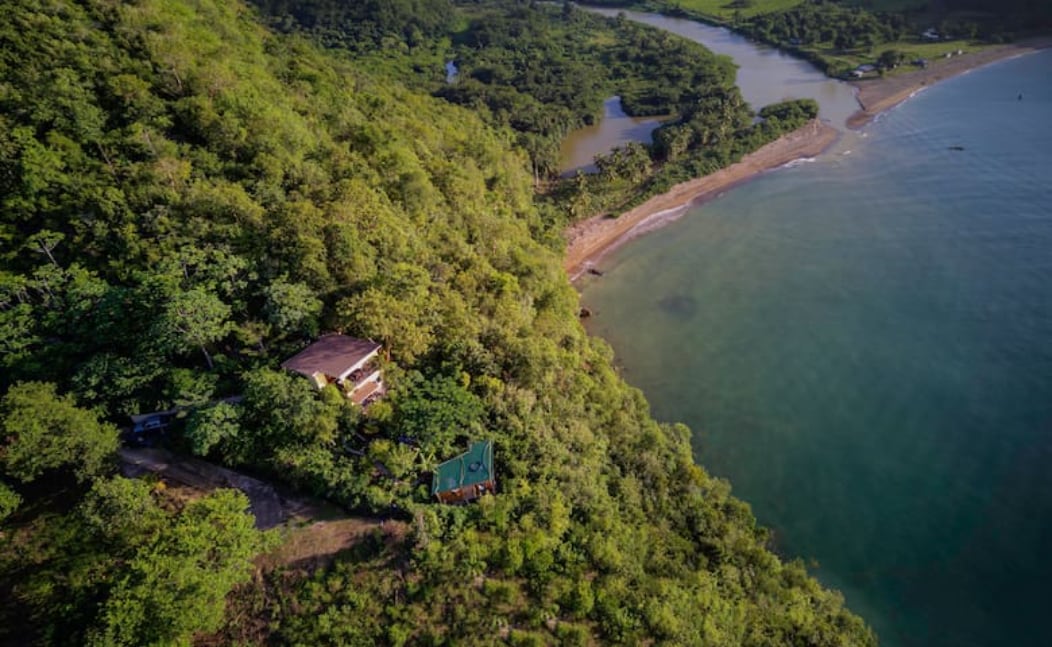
[581, 51, 1052, 647]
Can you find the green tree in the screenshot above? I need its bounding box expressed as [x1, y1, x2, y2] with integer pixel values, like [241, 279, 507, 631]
[88, 489, 266, 646]
[0, 481, 20, 521]
[184, 401, 242, 457]
[0, 382, 119, 483]
[155, 287, 232, 370]
[394, 372, 483, 456]
[877, 49, 906, 71]
[263, 275, 323, 338]
[78, 476, 165, 548]
[242, 368, 341, 452]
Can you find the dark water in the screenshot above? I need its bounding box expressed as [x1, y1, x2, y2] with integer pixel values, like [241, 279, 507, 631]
[581, 51, 1052, 647]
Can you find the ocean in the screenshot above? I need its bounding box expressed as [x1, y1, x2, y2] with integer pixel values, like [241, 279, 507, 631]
[580, 50, 1052, 647]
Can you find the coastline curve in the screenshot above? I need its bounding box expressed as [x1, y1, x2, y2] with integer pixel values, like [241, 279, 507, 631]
[564, 119, 840, 279]
[847, 37, 1052, 129]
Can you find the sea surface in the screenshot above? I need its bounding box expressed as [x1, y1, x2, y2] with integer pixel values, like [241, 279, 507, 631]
[580, 50, 1052, 647]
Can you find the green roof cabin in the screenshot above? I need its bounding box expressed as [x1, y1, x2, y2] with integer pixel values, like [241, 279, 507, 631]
[431, 440, 495, 504]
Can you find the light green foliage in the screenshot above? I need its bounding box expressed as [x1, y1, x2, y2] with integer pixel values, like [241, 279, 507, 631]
[184, 401, 242, 457]
[0, 482, 20, 522]
[263, 275, 323, 338]
[155, 287, 232, 370]
[0, 382, 119, 484]
[3, 477, 266, 646]
[78, 476, 166, 548]
[89, 489, 265, 646]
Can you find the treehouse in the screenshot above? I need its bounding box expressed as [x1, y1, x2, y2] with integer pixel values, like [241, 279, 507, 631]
[431, 440, 495, 504]
[281, 334, 385, 406]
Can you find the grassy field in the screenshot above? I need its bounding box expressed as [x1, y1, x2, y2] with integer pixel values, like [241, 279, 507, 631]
[837, 0, 927, 11]
[811, 37, 989, 74]
[667, 0, 804, 21]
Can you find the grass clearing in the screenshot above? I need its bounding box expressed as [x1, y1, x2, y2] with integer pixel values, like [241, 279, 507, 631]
[809, 37, 990, 72]
[838, 0, 927, 11]
[669, 0, 805, 21]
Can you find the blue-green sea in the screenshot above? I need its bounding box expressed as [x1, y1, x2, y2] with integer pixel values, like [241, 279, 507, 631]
[581, 50, 1052, 647]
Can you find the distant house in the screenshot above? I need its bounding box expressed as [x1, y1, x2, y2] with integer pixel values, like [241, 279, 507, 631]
[281, 334, 385, 406]
[431, 440, 495, 504]
[851, 64, 877, 78]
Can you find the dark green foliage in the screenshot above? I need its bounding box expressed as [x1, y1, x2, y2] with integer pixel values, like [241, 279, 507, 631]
[394, 371, 484, 456]
[877, 48, 908, 69]
[746, 0, 907, 51]
[253, 0, 457, 52]
[436, 3, 743, 178]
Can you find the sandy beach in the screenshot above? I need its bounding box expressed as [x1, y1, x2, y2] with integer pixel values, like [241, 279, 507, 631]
[564, 119, 839, 278]
[847, 37, 1052, 129]
[562, 37, 1052, 278]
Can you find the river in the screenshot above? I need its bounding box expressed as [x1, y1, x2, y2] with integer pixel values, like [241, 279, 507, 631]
[559, 96, 665, 175]
[558, 7, 860, 174]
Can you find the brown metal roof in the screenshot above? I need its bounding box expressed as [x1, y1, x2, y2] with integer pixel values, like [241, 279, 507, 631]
[281, 334, 381, 380]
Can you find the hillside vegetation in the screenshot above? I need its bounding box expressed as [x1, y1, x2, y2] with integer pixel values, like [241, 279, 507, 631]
[0, 0, 874, 644]
[255, 0, 821, 220]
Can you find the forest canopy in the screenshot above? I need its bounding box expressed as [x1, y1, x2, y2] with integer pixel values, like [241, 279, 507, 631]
[1, 0, 874, 644]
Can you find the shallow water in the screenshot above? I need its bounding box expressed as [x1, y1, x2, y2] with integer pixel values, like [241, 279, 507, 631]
[558, 96, 664, 175]
[581, 50, 1052, 647]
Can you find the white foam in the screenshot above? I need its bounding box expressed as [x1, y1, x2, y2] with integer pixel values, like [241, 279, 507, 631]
[781, 157, 818, 169]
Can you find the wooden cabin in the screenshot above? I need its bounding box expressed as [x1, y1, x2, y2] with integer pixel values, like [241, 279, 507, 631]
[281, 334, 385, 406]
[431, 440, 495, 504]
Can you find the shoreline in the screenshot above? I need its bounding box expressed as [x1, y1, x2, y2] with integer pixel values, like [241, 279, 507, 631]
[847, 36, 1052, 129]
[563, 119, 839, 279]
[563, 38, 1051, 278]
